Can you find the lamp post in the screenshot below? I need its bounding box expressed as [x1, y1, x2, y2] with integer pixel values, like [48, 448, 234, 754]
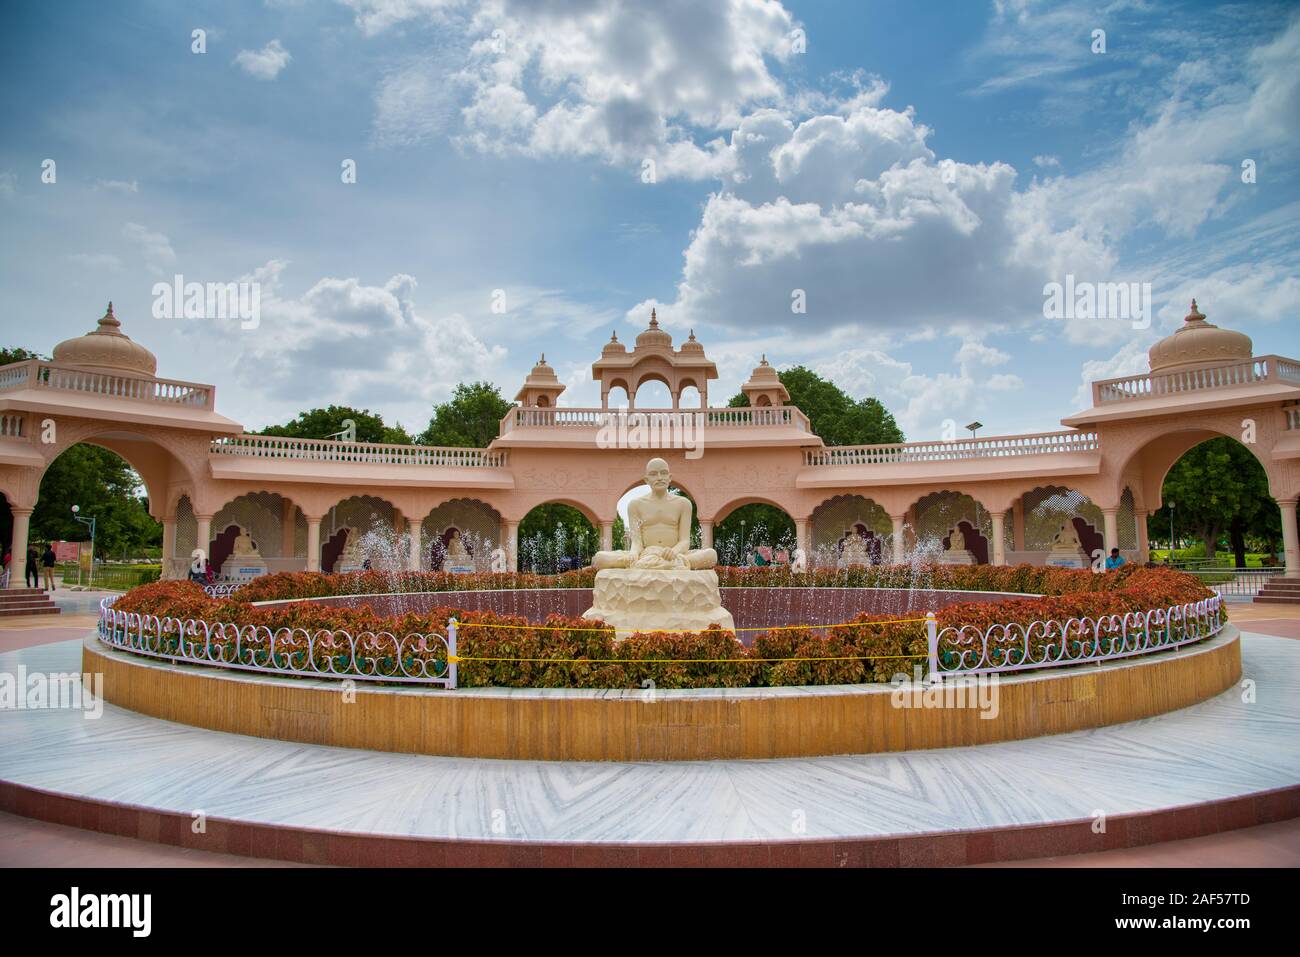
[71, 505, 96, 587]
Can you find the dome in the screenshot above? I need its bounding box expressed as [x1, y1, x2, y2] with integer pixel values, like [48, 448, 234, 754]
[52, 302, 158, 377]
[635, 308, 673, 349]
[523, 354, 560, 384]
[679, 329, 704, 354]
[1148, 300, 1252, 373]
[601, 331, 627, 356]
[747, 354, 781, 383]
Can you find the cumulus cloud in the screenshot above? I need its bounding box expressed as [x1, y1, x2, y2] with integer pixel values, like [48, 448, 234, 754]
[235, 40, 292, 80]
[121, 222, 176, 277]
[228, 264, 506, 416]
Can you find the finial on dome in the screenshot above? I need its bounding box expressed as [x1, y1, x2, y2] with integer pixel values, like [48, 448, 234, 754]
[1186, 298, 1205, 323]
[649, 307, 658, 327]
[610, 330, 618, 342]
[760, 353, 768, 364]
[539, 353, 546, 364]
[688, 329, 696, 341]
[99, 301, 121, 330]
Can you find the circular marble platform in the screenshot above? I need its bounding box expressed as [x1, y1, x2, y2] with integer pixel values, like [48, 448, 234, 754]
[83, 626, 1242, 761]
[1, 633, 1296, 866]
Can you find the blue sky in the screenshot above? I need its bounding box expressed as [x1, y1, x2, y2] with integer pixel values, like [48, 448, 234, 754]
[1, 0, 1297, 440]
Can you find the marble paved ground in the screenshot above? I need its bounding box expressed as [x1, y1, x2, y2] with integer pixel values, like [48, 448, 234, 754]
[0, 632, 1297, 850]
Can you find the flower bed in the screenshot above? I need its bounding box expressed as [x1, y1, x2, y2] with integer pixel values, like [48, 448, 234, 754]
[103, 564, 1219, 688]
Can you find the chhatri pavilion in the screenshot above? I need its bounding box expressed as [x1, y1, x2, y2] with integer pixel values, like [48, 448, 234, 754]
[2, 300, 1299, 584]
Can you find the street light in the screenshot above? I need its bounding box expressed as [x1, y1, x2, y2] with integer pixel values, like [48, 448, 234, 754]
[71, 504, 96, 587]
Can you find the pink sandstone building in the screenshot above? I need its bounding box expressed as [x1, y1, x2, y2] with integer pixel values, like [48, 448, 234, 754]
[1, 300, 1298, 585]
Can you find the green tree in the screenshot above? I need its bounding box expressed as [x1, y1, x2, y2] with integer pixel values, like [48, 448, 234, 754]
[417, 382, 513, 448]
[0, 346, 45, 365]
[517, 504, 596, 572]
[714, 504, 795, 564]
[728, 365, 904, 445]
[260, 406, 412, 444]
[32, 444, 161, 557]
[1149, 438, 1272, 565]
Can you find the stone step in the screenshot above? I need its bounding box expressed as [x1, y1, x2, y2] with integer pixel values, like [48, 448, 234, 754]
[0, 606, 61, 617]
[1253, 595, 1300, 604]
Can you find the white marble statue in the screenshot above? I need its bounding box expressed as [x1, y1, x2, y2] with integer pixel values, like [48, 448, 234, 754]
[231, 527, 260, 557]
[584, 457, 733, 638]
[939, 525, 976, 565]
[338, 526, 366, 569]
[591, 458, 717, 571]
[445, 528, 471, 564]
[221, 525, 267, 581]
[1047, 520, 1089, 567]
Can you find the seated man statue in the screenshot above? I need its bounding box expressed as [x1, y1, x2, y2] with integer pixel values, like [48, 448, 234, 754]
[592, 457, 717, 570]
[232, 526, 259, 556]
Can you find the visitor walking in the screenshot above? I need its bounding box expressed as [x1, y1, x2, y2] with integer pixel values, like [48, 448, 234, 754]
[41, 544, 57, 591]
[26, 546, 39, 588]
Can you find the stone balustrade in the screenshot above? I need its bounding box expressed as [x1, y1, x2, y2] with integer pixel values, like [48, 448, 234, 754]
[1092, 355, 1300, 405]
[209, 434, 510, 467]
[803, 430, 1100, 466]
[0, 360, 214, 409]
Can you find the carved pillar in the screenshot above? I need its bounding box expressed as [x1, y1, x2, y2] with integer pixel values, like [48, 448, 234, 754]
[160, 518, 176, 580]
[306, 517, 322, 573]
[599, 521, 614, 553]
[1280, 500, 1299, 579]
[891, 514, 906, 564]
[1012, 498, 1025, 551]
[795, 517, 811, 560]
[1135, 509, 1149, 560]
[990, 510, 1007, 566]
[407, 518, 422, 572]
[699, 520, 713, 551]
[195, 514, 213, 565]
[506, 521, 520, 572]
[1102, 507, 1120, 558]
[8, 508, 31, 589]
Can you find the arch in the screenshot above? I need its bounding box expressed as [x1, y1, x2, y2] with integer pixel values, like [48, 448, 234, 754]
[420, 497, 502, 572]
[208, 491, 306, 574]
[1114, 424, 1280, 508]
[518, 500, 598, 573]
[910, 489, 997, 564]
[321, 494, 400, 573]
[811, 494, 893, 567]
[712, 497, 796, 566]
[535, 395, 551, 408]
[678, 383, 703, 408]
[633, 376, 672, 408]
[1016, 485, 1104, 561]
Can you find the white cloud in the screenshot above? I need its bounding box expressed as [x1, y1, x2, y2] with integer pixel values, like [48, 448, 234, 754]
[227, 264, 506, 421]
[121, 222, 176, 277]
[234, 40, 292, 80]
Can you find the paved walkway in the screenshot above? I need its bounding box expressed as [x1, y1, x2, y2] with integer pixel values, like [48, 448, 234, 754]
[0, 611, 1296, 866]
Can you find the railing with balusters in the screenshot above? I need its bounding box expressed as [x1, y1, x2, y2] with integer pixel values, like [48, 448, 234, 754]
[500, 405, 811, 433]
[0, 359, 214, 409]
[0, 413, 26, 439]
[210, 434, 510, 468]
[1092, 355, 1300, 404]
[804, 430, 1100, 466]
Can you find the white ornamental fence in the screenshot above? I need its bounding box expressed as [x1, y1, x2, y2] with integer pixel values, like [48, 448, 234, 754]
[924, 595, 1224, 678]
[97, 597, 458, 687]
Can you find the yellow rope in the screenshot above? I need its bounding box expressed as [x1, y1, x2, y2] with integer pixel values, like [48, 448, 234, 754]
[451, 615, 933, 635]
[449, 652, 925, 664]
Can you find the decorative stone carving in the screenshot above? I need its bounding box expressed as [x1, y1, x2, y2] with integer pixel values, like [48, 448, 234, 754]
[939, 526, 976, 565]
[582, 568, 734, 638]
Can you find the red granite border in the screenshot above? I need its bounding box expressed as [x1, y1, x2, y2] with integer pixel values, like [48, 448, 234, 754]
[2, 779, 1295, 867]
